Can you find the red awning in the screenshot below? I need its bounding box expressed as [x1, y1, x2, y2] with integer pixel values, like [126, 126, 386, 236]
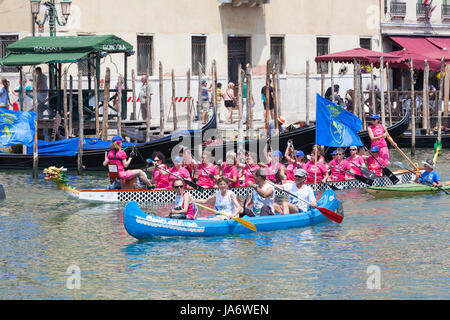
[314, 47, 403, 67]
[388, 49, 442, 71]
[389, 36, 449, 63]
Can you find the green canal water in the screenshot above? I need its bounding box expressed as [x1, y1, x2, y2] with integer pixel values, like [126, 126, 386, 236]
[0, 149, 448, 299]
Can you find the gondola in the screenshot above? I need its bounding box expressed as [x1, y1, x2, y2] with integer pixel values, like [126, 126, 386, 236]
[199, 110, 410, 161]
[0, 108, 217, 170]
[393, 131, 449, 148]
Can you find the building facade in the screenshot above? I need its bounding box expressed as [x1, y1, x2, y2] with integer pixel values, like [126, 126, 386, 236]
[0, 0, 381, 122]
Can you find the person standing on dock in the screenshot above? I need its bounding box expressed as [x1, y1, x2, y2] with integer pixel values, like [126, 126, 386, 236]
[139, 75, 152, 120]
[261, 80, 274, 121]
[368, 114, 394, 165]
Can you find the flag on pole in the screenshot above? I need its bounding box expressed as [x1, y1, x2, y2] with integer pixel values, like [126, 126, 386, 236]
[0, 108, 36, 147]
[315, 94, 363, 147]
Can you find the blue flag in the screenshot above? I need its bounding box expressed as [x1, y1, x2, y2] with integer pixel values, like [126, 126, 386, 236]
[315, 94, 363, 147]
[0, 108, 36, 147]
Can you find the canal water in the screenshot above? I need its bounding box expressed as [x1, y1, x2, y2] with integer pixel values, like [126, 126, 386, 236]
[0, 150, 448, 299]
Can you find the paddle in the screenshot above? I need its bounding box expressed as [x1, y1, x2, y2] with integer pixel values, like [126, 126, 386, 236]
[394, 161, 449, 195]
[365, 147, 400, 184]
[147, 158, 204, 190]
[350, 160, 377, 181]
[386, 136, 420, 172]
[328, 164, 374, 186]
[195, 202, 257, 232]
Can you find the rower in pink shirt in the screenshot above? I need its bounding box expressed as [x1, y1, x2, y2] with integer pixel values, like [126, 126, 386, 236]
[168, 156, 192, 187]
[347, 146, 366, 176]
[194, 151, 219, 188]
[366, 146, 387, 177]
[221, 152, 240, 187]
[328, 148, 352, 181]
[238, 152, 260, 186]
[261, 150, 286, 184]
[150, 151, 170, 189]
[305, 149, 329, 184]
[368, 114, 392, 165]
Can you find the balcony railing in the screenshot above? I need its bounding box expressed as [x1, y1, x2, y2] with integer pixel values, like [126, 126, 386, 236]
[442, 4, 450, 20]
[390, 1, 406, 18]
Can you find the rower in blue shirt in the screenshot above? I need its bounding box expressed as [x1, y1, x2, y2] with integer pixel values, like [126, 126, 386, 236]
[415, 159, 442, 188]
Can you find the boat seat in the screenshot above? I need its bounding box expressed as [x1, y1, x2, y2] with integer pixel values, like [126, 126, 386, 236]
[107, 164, 138, 190]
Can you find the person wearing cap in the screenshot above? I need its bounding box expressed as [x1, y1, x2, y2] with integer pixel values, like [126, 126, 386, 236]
[368, 113, 393, 165]
[366, 145, 387, 177]
[219, 151, 240, 188]
[268, 115, 286, 136]
[103, 135, 153, 189]
[168, 156, 192, 187]
[347, 146, 366, 176]
[328, 147, 352, 181]
[201, 80, 210, 124]
[415, 159, 442, 187]
[243, 168, 275, 217]
[260, 149, 286, 184]
[280, 168, 317, 214]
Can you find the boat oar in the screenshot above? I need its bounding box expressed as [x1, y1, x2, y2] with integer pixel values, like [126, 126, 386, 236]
[328, 164, 374, 186]
[147, 158, 204, 190]
[365, 147, 400, 184]
[195, 203, 257, 232]
[350, 161, 377, 181]
[394, 161, 450, 195]
[386, 136, 420, 172]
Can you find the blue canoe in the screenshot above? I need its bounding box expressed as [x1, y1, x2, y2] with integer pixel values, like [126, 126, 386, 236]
[123, 189, 343, 239]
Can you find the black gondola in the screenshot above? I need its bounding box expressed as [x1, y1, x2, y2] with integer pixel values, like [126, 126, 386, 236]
[394, 131, 449, 148]
[0, 108, 217, 170]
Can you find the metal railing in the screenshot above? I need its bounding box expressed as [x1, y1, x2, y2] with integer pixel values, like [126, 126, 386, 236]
[442, 4, 450, 18]
[416, 3, 427, 18]
[390, 1, 407, 17]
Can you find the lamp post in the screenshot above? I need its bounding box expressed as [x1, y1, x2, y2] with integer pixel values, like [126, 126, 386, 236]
[30, 0, 72, 37]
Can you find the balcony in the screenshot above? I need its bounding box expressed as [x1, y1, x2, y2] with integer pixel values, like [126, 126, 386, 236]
[442, 4, 450, 21]
[218, 0, 270, 7]
[390, 1, 406, 19]
[416, 3, 427, 20]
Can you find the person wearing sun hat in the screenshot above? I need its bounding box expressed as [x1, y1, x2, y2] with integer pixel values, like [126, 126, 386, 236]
[368, 113, 394, 165]
[415, 159, 442, 187]
[103, 135, 153, 189]
[279, 168, 317, 214]
[268, 115, 286, 136]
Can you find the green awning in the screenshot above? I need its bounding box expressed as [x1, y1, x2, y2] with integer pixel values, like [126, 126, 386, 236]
[0, 51, 90, 66]
[0, 34, 133, 67]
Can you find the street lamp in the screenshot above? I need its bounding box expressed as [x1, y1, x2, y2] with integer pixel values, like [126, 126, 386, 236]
[29, 0, 72, 37]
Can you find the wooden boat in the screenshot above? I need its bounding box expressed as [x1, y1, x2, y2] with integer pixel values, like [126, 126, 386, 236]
[366, 181, 450, 197]
[0, 108, 217, 170]
[393, 131, 449, 148]
[123, 189, 342, 239]
[44, 166, 415, 204]
[199, 110, 410, 159]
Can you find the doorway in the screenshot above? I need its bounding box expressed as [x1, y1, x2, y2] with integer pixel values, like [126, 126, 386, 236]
[227, 37, 251, 87]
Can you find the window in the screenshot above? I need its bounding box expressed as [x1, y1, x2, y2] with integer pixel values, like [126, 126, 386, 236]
[316, 37, 329, 74]
[360, 38, 372, 50]
[0, 35, 19, 73]
[192, 36, 206, 75]
[137, 35, 153, 76]
[270, 37, 284, 74]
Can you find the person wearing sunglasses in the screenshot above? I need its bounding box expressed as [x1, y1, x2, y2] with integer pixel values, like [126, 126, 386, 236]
[167, 179, 197, 220]
[347, 146, 366, 176]
[103, 135, 153, 189]
[328, 148, 352, 181]
[280, 168, 317, 214]
[196, 178, 243, 220]
[149, 151, 169, 189]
